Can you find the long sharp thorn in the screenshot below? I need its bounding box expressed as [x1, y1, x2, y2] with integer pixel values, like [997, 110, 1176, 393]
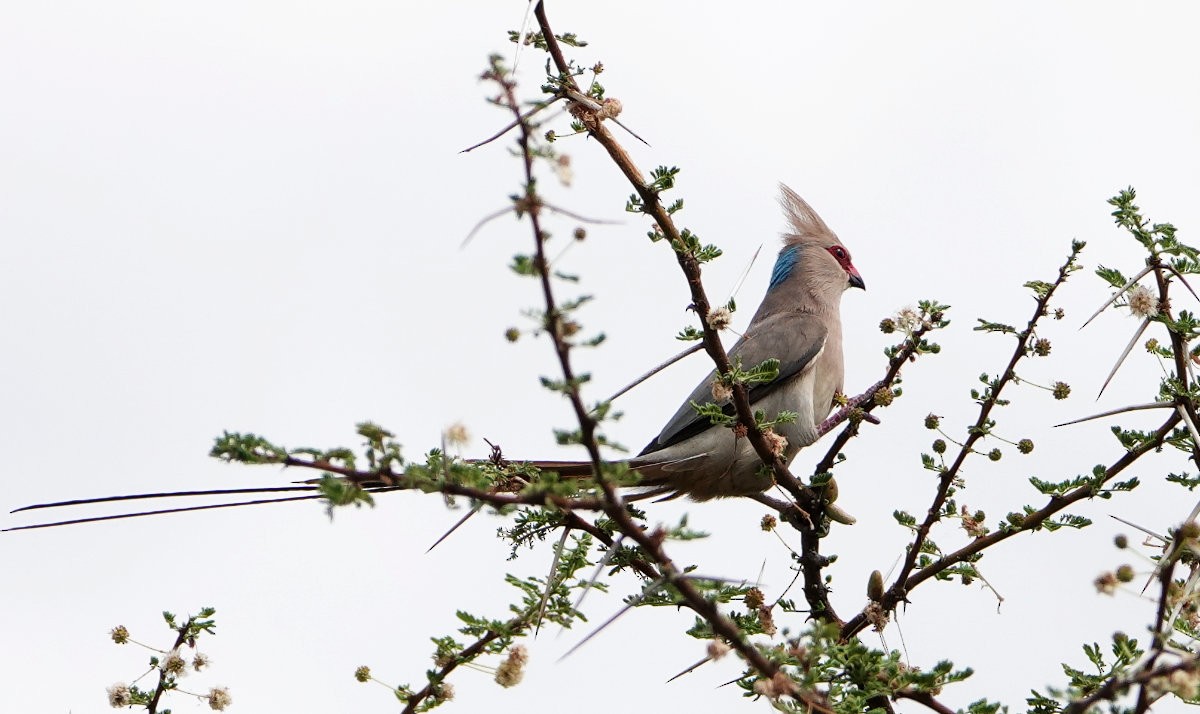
[1098, 318, 1151, 398]
[1081, 265, 1154, 329]
[557, 601, 637, 662]
[1108, 514, 1165, 541]
[535, 527, 572, 636]
[426, 504, 483, 553]
[601, 343, 704, 406]
[572, 534, 624, 613]
[1139, 467, 1200, 595]
[1176, 405, 1200, 456]
[610, 117, 650, 147]
[11, 486, 319, 513]
[4, 495, 328, 531]
[558, 88, 650, 147]
[558, 577, 666, 662]
[511, 0, 537, 74]
[729, 245, 763, 302]
[1168, 265, 1200, 303]
[1054, 402, 1173, 427]
[666, 656, 712, 683]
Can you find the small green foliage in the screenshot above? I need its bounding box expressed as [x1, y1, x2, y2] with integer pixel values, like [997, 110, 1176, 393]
[626, 193, 646, 214]
[690, 399, 737, 429]
[210, 431, 287, 464]
[1095, 264, 1128, 290]
[499, 508, 569, 559]
[511, 253, 539, 276]
[1167, 472, 1200, 490]
[1025, 280, 1054, 298]
[647, 165, 679, 193]
[737, 358, 781, 386]
[974, 318, 1018, 335]
[1029, 473, 1096, 497]
[540, 373, 592, 393]
[663, 515, 709, 541]
[1109, 187, 1192, 259]
[507, 30, 588, 49]
[317, 474, 375, 515]
[672, 228, 723, 263]
[965, 699, 1006, 714]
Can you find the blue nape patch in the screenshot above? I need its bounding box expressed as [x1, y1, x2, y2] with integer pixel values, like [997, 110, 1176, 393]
[768, 244, 801, 291]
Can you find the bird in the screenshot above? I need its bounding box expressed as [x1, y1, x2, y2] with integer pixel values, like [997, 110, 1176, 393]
[533, 185, 865, 500]
[6, 186, 863, 529]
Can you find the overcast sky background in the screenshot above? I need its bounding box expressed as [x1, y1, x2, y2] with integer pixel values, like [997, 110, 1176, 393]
[3, 2, 1200, 712]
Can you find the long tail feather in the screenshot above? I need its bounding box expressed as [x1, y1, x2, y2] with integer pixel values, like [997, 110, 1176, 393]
[11, 486, 318, 513]
[7, 455, 682, 532]
[4, 494, 325, 531]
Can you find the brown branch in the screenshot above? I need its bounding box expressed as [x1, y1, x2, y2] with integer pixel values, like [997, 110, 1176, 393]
[793, 321, 942, 626]
[532, 2, 809, 507]
[855, 251, 1078, 627]
[1063, 652, 1200, 714]
[843, 409, 1182, 637]
[400, 619, 515, 714]
[147, 616, 203, 714]
[1131, 255, 1200, 714]
[894, 690, 956, 714]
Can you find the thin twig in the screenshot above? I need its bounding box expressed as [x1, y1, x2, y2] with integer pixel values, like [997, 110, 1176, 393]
[460, 97, 561, 154]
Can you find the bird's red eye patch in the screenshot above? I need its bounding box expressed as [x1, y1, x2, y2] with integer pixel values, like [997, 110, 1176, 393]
[827, 245, 851, 267]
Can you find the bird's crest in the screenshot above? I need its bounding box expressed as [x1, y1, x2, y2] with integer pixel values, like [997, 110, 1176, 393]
[778, 184, 837, 244]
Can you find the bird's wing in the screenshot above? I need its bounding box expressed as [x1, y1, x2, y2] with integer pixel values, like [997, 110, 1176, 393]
[639, 312, 827, 454]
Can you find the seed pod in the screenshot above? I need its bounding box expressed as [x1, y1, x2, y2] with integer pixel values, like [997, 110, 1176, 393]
[822, 477, 839, 503]
[867, 571, 884, 601]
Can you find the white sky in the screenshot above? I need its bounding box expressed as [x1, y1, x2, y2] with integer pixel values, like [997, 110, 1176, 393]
[3, 2, 1199, 712]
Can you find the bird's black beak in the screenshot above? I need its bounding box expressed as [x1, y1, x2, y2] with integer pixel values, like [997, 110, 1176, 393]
[848, 270, 866, 290]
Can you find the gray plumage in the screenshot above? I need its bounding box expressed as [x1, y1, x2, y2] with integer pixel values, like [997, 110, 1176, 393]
[628, 185, 865, 500]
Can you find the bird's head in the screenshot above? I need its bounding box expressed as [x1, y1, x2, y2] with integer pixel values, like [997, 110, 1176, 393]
[771, 185, 866, 295]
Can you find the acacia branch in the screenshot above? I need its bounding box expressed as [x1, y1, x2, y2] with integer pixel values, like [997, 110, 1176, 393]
[483, 36, 830, 708]
[876, 250, 1077, 611]
[532, 2, 810, 507]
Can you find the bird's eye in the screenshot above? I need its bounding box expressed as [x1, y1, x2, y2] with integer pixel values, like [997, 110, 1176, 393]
[830, 246, 848, 261]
